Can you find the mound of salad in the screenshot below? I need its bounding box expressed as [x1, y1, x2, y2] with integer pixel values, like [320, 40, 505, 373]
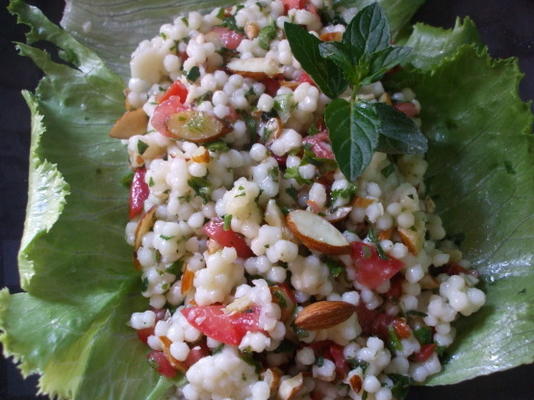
[2, 0, 534, 399]
[114, 2, 487, 399]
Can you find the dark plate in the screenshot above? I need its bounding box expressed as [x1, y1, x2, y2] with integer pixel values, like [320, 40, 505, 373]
[0, 0, 533, 399]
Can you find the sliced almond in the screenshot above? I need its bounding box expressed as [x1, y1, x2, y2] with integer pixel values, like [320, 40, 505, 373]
[191, 146, 210, 163]
[320, 31, 342, 42]
[378, 228, 394, 241]
[419, 274, 439, 289]
[109, 108, 148, 139]
[133, 255, 142, 271]
[324, 206, 352, 223]
[123, 89, 136, 111]
[166, 110, 227, 143]
[159, 336, 186, 372]
[265, 199, 284, 227]
[263, 117, 282, 143]
[279, 80, 300, 90]
[245, 22, 260, 39]
[224, 295, 252, 314]
[227, 57, 281, 79]
[263, 367, 283, 395]
[346, 372, 363, 393]
[181, 267, 195, 294]
[286, 210, 350, 254]
[134, 206, 157, 250]
[270, 285, 295, 322]
[398, 227, 423, 255]
[353, 196, 375, 208]
[207, 238, 222, 254]
[295, 301, 354, 330]
[278, 373, 303, 400]
[379, 92, 392, 105]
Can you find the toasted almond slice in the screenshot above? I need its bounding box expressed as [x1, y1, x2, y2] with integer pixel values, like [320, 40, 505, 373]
[245, 22, 260, 39]
[295, 301, 354, 330]
[398, 227, 423, 255]
[263, 367, 283, 395]
[353, 196, 375, 208]
[420, 274, 439, 289]
[347, 372, 363, 393]
[270, 285, 295, 322]
[379, 92, 392, 105]
[191, 146, 210, 163]
[207, 238, 222, 254]
[181, 267, 195, 294]
[265, 199, 284, 227]
[134, 206, 157, 250]
[278, 373, 303, 400]
[227, 57, 281, 79]
[279, 80, 300, 90]
[224, 295, 253, 314]
[109, 108, 148, 139]
[160, 336, 186, 372]
[166, 110, 227, 143]
[378, 228, 394, 241]
[133, 255, 142, 271]
[286, 210, 350, 254]
[324, 206, 352, 223]
[320, 31, 342, 42]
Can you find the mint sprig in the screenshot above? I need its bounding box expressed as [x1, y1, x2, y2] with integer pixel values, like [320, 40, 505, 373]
[284, 3, 428, 181]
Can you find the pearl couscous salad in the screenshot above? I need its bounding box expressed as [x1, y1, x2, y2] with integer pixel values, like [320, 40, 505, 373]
[110, 1, 487, 399]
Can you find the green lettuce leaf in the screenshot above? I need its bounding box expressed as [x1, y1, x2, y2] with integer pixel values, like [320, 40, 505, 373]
[2, 1, 180, 398]
[391, 44, 534, 384]
[3, 0, 533, 398]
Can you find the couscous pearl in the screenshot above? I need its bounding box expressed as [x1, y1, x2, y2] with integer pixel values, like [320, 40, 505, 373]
[386, 202, 402, 216]
[397, 212, 415, 228]
[296, 347, 315, 365]
[250, 143, 267, 161]
[188, 162, 207, 177]
[363, 375, 381, 393]
[170, 341, 190, 361]
[187, 212, 205, 229]
[150, 294, 167, 309]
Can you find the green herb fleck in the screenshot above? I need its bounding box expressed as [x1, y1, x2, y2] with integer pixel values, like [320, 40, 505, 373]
[368, 228, 387, 260]
[206, 140, 229, 152]
[315, 356, 325, 367]
[273, 290, 288, 308]
[387, 326, 403, 352]
[330, 182, 357, 204]
[160, 235, 174, 240]
[167, 260, 184, 277]
[284, 166, 312, 185]
[141, 277, 149, 292]
[413, 326, 433, 345]
[137, 140, 149, 155]
[388, 374, 412, 400]
[188, 177, 211, 203]
[121, 171, 134, 188]
[324, 257, 345, 278]
[286, 186, 298, 202]
[223, 214, 233, 231]
[258, 22, 277, 50]
[347, 358, 368, 372]
[274, 339, 297, 353]
[186, 66, 200, 82]
[148, 177, 155, 187]
[381, 163, 395, 178]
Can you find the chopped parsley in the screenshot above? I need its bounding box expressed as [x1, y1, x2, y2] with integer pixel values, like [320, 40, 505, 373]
[284, 166, 312, 185]
[206, 140, 229, 152]
[258, 22, 277, 50]
[330, 182, 357, 204]
[188, 177, 210, 202]
[223, 214, 233, 230]
[368, 228, 387, 260]
[315, 356, 325, 367]
[388, 374, 412, 400]
[347, 358, 368, 373]
[387, 326, 403, 352]
[137, 140, 149, 155]
[274, 339, 297, 353]
[381, 163, 395, 178]
[159, 235, 174, 240]
[121, 171, 134, 188]
[148, 177, 155, 187]
[166, 260, 183, 277]
[324, 257, 345, 278]
[413, 326, 433, 345]
[186, 66, 200, 82]
[141, 277, 149, 292]
[285, 186, 298, 202]
[273, 290, 288, 308]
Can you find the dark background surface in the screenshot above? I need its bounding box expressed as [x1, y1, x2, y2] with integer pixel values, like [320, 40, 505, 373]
[1, 0, 533, 399]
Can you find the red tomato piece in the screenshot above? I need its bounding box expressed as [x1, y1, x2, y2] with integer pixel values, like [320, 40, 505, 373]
[394, 102, 419, 118]
[385, 274, 404, 299]
[282, 0, 306, 12]
[137, 327, 153, 343]
[147, 350, 177, 378]
[185, 344, 210, 368]
[392, 318, 411, 339]
[262, 78, 281, 96]
[351, 242, 404, 289]
[272, 153, 287, 168]
[129, 168, 149, 219]
[298, 71, 315, 86]
[302, 131, 334, 159]
[151, 95, 189, 137]
[412, 343, 436, 362]
[329, 343, 349, 378]
[213, 26, 244, 50]
[202, 218, 253, 258]
[181, 305, 262, 345]
[355, 304, 394, 340]
[159, 80, 188, 104]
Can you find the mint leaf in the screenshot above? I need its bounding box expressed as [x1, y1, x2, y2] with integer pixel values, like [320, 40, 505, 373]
[343, 3, 390, 60]
[318, 41, 355, 82]
[186, 66, 200, 82]
[284, 22, 347, 98]
[325, 99, 379, 181]
[374, 103, 428, 154]
[365, 46, 411, 84]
